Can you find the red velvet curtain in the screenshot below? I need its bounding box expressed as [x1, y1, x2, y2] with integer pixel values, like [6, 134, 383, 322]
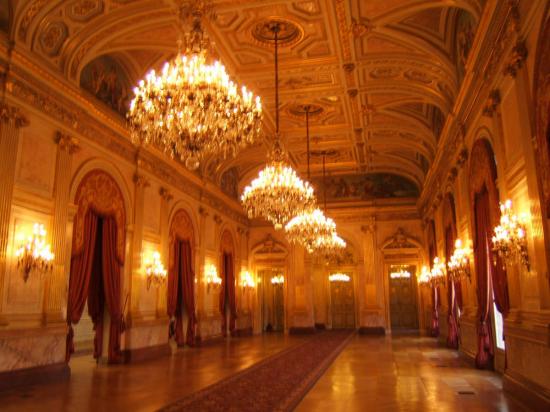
[180, 240, 196, 346]
[66, 211, 98, 361]
[101, 216, 123, 363]
[474, 188, 495, 369]
[445, 226, 459, 349]
[219, 252, 237, 336]
[66, 211, 123, 363]
[167, 239, 196, 346]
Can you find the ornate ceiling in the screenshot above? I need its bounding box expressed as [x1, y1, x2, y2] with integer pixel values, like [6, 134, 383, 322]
[3, 0, 484, 199]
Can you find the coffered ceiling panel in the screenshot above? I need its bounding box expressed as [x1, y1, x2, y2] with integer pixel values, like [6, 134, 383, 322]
[9, 0, 485, 199]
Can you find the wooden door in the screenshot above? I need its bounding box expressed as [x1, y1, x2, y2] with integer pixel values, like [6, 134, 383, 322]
[330, 279, 355, 329]
[389, 267, 418, 329]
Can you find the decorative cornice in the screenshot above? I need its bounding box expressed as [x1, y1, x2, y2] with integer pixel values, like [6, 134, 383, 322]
[54, 131, 80, 154]
[159, 187, 173, 202]
[0, 102, 29, 127]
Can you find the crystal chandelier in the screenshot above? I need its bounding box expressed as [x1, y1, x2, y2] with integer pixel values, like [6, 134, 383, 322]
[491, 199, 530, 270]
[329, 273, 350, 282]
[312, 232, 346, 255]
[390, 266, 411, 279]
[241, 22, 316, 229]
[145, 251, 167, 290]
[271, 274, 284, 285]
[447, 239, 472, 282]
[418, 266, 431, 286]
[285, 208, 336, 253]
[127, 0, 262, 170]
[240, 270, 256, 290]
[284, 106, 338, 251]
[15, 223, 54, 282]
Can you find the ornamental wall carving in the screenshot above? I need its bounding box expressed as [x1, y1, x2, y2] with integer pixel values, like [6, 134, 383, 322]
[168, 209, 195, 273]
[72, 169, 126, 262]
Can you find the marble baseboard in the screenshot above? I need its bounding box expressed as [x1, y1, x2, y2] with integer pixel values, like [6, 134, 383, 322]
[0, 326, 66, 373]
[0, 362, 69, 391]
[124, 321, 168, 350]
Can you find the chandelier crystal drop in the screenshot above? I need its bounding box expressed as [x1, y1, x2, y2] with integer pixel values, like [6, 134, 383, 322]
[491, 199, 530, 270]
[241, 22, 316, 229]
[15, 223, 54, 282]
[285, 208, 337, 253]
[127, 1, 262, 170]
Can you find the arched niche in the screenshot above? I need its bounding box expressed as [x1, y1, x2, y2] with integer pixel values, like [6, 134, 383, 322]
[168, 208, 195, 274]
[72, 169, 126, 263]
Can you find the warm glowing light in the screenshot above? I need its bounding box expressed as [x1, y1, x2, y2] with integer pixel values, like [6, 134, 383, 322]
[492, 199, 530, 270]
[240, 270, 255, 289]
[390, 266, 411, 279]
[418, 266, 431, 285]
[205, 263, 222, 292]
[127, 4, 262, 170]
[312, 232, 346, 255]
[329, 273, 350, 282]
[15, 223, 54, 282]
[271, 274, 284, 285]
[447, 238, 472, 282]
[430, 257, 446, 285]
[285, 208, 336, 253]
[144, 251, 167, 290]
[241, 161, 316, 229]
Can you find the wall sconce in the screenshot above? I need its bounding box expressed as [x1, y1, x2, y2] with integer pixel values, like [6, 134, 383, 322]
[390, 266, 411, 279]
[430, 257, 446, 286]
[328, 273, 350, 282]
[15, 223, 54, 282]
[418, 265, 431, 286]
[447, 238, 472, 282]
[492, 199, 530, 270]
[205, 263, 222, 292]
[270, 274, 284, 285]
[145, 251, 167, 290]
[240, 270, 255, 291]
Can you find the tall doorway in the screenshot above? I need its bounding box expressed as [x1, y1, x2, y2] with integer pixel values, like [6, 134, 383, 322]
[259, 269, 285, 332]
[389, 265, 419, 330]
[329, 274, 355, 329]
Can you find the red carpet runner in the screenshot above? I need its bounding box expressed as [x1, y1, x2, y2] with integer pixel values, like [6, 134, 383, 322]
[159, 330, 354, 412]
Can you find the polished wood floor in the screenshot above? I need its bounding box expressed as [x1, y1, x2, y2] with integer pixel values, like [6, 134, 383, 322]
[0, 333, 528, 411]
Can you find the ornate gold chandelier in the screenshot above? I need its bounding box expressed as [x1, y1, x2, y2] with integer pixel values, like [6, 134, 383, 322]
[127, 0, 262, 170]
[241, 22, 315, 229]
[312, 232, 346, 255]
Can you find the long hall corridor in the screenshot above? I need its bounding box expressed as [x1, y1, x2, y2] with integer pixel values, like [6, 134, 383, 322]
[0, 333, 527, 412]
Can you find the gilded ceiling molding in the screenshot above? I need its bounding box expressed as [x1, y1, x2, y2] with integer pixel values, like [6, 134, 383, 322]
[159, 187, 173, 202]
[0, 102, 29, 127]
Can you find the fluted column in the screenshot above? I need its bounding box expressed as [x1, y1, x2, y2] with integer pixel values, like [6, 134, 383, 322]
[156, 187, 173, 317]
[360, 219, 384, 328]
[129, 172, 149, 318]
[43, 132, 80, 324]
[0, 103, 29, 323]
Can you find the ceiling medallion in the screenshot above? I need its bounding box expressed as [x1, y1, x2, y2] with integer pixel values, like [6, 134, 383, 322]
[251, 18, 304, 48]
[127, 0, 263, 170]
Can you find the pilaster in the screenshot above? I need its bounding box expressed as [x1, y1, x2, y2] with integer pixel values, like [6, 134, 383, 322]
[0, 103, 28, 323]
[42, 132, 80, 324]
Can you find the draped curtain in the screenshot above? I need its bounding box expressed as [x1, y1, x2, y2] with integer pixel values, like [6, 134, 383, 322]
[167, 239, 196, 346]
[66, 210, 123, 363]
[219, 252, 237, 335]
[445, 226, 459, 349]
[474, 188, 495, 369]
